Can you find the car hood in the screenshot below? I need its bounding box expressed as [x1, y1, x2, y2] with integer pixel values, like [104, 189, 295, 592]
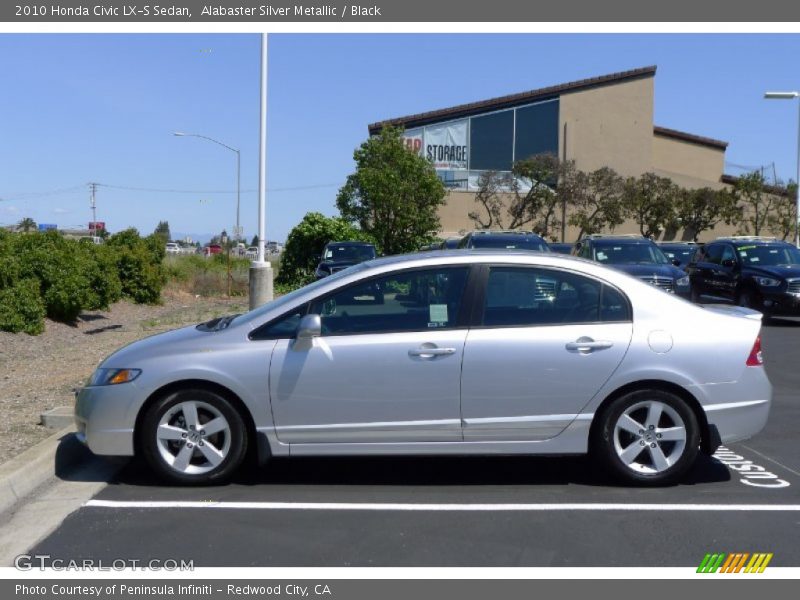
[605, 263, 685, 279]
[746, 264, 800, 279]
[100, 323, 223, 368]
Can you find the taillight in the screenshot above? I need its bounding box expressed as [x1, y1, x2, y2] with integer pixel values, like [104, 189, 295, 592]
[746, 336, 763, 366]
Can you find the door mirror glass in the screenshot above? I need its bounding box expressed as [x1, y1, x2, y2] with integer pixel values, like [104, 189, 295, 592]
[722, 259, 736, 268]
[296, 314, 322, 340]
[671, 258, 681, 267]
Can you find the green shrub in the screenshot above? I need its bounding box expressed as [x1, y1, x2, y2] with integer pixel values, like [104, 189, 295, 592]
[107, 229, 167, 304]
[0, 278, 46, 335]
[277, 212, 374, 287]
[13, 231, 93, 322]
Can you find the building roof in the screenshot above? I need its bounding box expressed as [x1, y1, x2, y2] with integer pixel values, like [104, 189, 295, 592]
[367, 65, 658, 134]
[720, 173, 789, 196]
[653, 125, 728, 150]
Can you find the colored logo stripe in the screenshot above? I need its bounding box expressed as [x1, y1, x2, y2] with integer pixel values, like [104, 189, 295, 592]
[697, 552, 772, 573]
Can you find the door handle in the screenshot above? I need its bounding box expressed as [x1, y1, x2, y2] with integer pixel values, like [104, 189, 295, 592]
[408, 347, 456, 358]
[565, 337, 614, 352]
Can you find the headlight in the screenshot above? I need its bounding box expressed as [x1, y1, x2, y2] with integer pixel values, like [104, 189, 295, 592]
[676, 276, 690, 287]
[87, 368, 141, 386]
[755, 277, 780, 287]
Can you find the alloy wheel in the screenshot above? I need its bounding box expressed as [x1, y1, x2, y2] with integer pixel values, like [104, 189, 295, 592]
[156, 400, 232, 475]
[612, 400, 687, 474]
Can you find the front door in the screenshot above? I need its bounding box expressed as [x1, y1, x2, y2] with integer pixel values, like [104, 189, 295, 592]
[269, 266, 471, 444]
[460, 266, 633, 441]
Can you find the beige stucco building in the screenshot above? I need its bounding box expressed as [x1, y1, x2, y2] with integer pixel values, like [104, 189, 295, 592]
[369, 65, 755, 242]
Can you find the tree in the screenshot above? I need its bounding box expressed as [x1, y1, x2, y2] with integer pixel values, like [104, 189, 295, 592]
[468, 170, 514, 230]
[734, 172, 775, 236]
[17, 217, 37, 233]
[568, 167, 626, 239]
[276, 212, 373, 288]
[767, 182, 797, 241]
[622, 173, 680, 238]
[674, 187, 739, 242]
[336, 126, 447, 255]
[154, 220, 171, 243]
[250, 235, 259, 247]
[468, 154, 576, 240]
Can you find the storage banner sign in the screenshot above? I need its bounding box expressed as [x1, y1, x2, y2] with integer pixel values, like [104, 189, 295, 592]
[403, 120, 468, 170]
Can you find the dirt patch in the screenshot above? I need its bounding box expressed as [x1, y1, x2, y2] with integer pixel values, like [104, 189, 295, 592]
[0, 290, 249, 465]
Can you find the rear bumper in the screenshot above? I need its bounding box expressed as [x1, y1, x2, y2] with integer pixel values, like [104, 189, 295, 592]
[694, 367, 772, 445]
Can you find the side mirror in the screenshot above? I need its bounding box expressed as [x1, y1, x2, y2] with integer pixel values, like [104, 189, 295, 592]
[296, 314, 321, 340]
[671, 258, 681, 267]
[722, 259, 736, 268]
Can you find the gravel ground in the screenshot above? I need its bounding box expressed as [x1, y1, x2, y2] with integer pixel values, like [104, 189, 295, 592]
[0, 291, 249, 465]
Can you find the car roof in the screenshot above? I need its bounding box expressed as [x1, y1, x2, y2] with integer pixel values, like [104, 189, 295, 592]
[325, 240, 375, 246]
[715, 238, 792, 247]
[590, 237, 654, 245]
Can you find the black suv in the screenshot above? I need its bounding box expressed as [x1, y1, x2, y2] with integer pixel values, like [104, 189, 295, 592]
[686, 236, 800, 317]
[656, 241, 701, 267]
[573, 234, 691, 297]
[457, 230, 550, 251]
[315, 241, 377, 279]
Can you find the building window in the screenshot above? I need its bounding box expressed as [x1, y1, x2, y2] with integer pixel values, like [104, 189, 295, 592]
[469, 110, 514, 171]
[514, 100, 559, 162]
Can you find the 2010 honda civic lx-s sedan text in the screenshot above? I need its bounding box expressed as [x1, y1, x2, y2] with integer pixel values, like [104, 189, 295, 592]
[75, 251, 771, 486]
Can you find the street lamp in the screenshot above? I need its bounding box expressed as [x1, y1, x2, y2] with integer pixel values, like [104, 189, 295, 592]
[764, 91, 800, 247]
[173, 131, 242, 242]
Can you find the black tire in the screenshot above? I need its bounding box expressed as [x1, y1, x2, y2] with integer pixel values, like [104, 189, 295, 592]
[737, 288, 771, 322]
[737, 289, 755, 309]
[140, 388, 249, 485]
[593, 389, 700, 486]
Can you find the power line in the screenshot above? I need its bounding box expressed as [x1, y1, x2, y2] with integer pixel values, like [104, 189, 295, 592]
[94, 182, 340, 194]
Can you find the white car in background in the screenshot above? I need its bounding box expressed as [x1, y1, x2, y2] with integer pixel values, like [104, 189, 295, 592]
[165, 242, 180, 255]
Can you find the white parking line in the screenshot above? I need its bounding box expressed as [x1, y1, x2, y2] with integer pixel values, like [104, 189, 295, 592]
[84, 500, 800, 511]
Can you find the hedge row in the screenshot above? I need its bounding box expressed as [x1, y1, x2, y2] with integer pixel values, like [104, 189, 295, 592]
[0, 228, 166, 335]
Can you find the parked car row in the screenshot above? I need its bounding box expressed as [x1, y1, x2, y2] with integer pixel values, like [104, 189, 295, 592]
[418, 231, 800, 320]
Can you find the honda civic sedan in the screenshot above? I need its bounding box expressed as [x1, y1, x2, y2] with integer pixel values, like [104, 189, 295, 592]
[75, 251, 771, 486]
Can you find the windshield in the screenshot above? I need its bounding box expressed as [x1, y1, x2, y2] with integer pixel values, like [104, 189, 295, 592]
[660, 246, 696, 263]
[232, 263, 370, 326]
[324, 244, 376, 262]
[594, 243, 668, 265]
[737, 244, 800, 266]
[470, 236, 549, 251]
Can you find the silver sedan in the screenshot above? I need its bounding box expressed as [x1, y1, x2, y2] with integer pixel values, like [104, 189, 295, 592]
[75, 251, 771, 485]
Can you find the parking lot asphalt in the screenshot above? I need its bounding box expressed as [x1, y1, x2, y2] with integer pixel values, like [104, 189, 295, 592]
[29, 318, 800, 567]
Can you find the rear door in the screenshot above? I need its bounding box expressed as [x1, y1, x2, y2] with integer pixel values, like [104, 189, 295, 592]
[460, 265, 633, 441]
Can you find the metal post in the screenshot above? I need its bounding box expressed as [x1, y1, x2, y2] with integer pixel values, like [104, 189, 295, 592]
[795, 99, 800, 248]
[249, 32, 274, 309]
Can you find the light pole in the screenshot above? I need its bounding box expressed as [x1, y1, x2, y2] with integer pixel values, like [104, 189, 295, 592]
[173, 131, 242, 243]
[764, 91, 800, 247]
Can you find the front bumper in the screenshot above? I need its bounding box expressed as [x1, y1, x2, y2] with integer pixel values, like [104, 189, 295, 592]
[73, 383, 140, 456]
[758, 290, 800, 316]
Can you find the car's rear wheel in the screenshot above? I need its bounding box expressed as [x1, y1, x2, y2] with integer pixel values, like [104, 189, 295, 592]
[140, 389, 248, 485]
[593, 389, 699, 486]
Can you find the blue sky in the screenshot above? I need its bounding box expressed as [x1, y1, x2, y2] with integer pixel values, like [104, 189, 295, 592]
[2, 33, 800, 242]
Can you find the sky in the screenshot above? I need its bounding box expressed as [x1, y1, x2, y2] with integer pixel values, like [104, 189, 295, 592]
[2, 33, 800, 243]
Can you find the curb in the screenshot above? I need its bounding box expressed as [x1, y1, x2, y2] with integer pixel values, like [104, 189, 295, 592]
[0, 426, 91, 516]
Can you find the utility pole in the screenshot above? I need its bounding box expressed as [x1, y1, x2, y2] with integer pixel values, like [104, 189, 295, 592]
[89, 182, 97, 238]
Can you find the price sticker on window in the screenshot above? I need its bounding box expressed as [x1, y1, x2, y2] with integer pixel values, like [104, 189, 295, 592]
[429, 304, 448, 325]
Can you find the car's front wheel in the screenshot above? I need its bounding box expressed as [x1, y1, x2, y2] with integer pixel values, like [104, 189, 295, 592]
[140, 388, 248, 485]
[593, 389, 699, 486]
